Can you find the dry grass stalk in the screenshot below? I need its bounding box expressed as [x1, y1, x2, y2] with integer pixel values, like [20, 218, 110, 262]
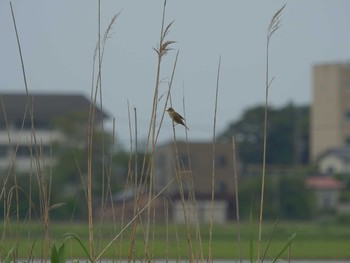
[86, 5, 121, 259]
[170, 133, 195, 262]
[143, 0, 176, 260]
[122, 0, 177, 260]
[232, 136, 242, 263]
[208, 56, 221, 263]
[167, 83, 197, 261]
[182, 87, 204, 262]
[95, 177, 177, 261]
[9, 3, 55, 261]
[257, 4, 286, 263]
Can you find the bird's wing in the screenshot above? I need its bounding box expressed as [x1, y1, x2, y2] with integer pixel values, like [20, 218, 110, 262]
[179, 114, 185, 120]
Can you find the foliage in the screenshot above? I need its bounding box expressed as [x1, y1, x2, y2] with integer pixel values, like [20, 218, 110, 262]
[0, 171, 41, 220]
[2, 221, 350, 260]
[339, 190, 350, 202]
[279, 174, 317, 219]
[239, 176, 279, 220]
[219, 103, 309, 165]
[51, 242, 66, 263]
[336, 213, 350, 224]
[49, 112, 129, 219]
[238, 174, 316, 220]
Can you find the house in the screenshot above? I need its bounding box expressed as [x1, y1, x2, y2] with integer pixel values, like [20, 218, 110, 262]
[155, 141, 238, 223]
[318, 147, 350, 175]
[306, 176, 344, 210]
[0, 93, 107, 172]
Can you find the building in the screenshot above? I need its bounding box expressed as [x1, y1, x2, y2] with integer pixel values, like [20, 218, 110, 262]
[0, 93, 107, 172]
[155, 141, 237, 223]
[311, 63, 350, 161]
[306, 176, 344, 210]
[318, 147, 350, 175]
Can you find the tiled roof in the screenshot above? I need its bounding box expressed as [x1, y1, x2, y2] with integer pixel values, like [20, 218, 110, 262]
[306, 176, 344, 190]
[0, 93, 108, 122]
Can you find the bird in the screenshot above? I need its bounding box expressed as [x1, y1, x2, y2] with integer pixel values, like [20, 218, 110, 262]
[166, 107, 189, 130]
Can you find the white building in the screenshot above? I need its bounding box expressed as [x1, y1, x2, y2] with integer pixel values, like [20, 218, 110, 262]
[0, 93, 107, 173]
[318, 147, 350, 175]
[306, 176, 344, 210]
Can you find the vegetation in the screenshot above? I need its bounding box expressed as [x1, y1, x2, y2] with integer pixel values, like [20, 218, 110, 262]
[2, 1, 347, 263]
[219, 103, 310, 165]
[1, 221, 350, 260]
[239, 174, 316, 220]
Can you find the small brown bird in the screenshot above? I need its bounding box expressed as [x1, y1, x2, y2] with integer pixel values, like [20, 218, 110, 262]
[166, 107, 189, 130]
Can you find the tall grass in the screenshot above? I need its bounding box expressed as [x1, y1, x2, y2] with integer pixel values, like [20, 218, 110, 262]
[1, 1, 296, 263]
[9, 2, 54, 261]
[208, 56, 221, 263]
[257, 4, 286, 262]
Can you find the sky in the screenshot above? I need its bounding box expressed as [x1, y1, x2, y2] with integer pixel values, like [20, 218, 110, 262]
[1, 1, 350, 148]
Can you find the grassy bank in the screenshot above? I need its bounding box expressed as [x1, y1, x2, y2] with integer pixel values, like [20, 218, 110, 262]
[1, 221, 349, 260]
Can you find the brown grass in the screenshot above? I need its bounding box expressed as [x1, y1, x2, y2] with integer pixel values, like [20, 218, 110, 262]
[3, 1, 289, 262]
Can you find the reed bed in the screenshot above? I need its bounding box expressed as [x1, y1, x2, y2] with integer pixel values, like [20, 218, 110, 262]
[0, 1, 296, 262]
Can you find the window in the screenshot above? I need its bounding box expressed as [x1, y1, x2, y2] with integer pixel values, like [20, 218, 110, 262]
[0, 145, 7, 157]
[157, 154, 166, 169]
[215, 180, 227, 193]
[36, 145, 51, 157]
[16, 144, 51, 158]
[14, 120, 31, 129]
[344, 82, 350, 90]
[326, 166, 334, 175]
[215, 154, 227, 168]
[345, 111, 350, 122]
[179, 154, 190, 169]
[345, 137, 350, 146]
[322, 192, 333, 209]
[17, 145, 31, 157]
[35, 121, 51, 130]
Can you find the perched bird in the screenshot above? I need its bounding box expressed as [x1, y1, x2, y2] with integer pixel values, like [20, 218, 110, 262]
[166, 107, 189, 130]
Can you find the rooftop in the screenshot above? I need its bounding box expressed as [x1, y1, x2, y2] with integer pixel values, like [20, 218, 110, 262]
[0, 93, 108, 122]
[318, 147, 350, 162]
[306, 176, 344, 190]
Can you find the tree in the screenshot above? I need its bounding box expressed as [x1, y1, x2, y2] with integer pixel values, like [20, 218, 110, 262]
[50, 112, 129, 219]
[238, 174, 316, 220]
[279, 174, 316, 219]
[238, 176, 280, 220]
[219, 103, 309, 165]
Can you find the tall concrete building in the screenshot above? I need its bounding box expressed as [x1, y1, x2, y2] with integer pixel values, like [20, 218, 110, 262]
[311, 63, 350, 161]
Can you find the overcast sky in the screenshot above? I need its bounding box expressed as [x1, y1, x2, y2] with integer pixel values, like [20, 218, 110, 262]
[1, 1, 350, 148]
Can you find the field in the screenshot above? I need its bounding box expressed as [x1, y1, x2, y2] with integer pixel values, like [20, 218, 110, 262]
[1, 221, 349, 260]
[3, 2, 349, 262]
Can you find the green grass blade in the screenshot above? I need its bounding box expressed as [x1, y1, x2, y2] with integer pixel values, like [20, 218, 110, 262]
[271, 232, 298, 263]
[249, 201, 255, 263]
[64, 232, 94, 262]
[58, 243, 66, 263]
[51, 244, 59, 263]
[4, 246, 16, 263]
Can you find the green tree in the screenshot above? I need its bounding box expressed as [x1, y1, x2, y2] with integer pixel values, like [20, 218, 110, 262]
[219, 103, 309, 165]
[279, 174, 316, 219]
[238, 174, 316, 220]
[238, 176, 280, 220]
[50, 112, 128, 219]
